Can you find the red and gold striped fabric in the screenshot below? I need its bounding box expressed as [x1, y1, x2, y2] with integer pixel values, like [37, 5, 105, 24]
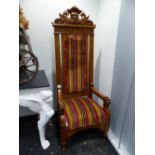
[63, 34, 88, 94]
[63, 96, 107, 129]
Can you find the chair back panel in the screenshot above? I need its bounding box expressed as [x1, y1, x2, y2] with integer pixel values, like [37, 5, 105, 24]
[52, 6, 95, 97]
[62, 34, 88, 94]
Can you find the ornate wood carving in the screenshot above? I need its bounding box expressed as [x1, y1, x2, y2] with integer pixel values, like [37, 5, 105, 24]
[54, 6, 94, 25]
[52, 7, 110, 150]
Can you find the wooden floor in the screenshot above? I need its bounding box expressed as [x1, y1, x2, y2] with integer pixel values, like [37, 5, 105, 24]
[19, 115, 118, 155]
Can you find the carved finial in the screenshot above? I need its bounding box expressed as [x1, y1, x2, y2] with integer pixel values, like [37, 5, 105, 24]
[54, 6, 94, 25]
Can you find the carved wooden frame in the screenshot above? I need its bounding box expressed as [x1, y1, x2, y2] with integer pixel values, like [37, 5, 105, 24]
[52, 6, 110, 150]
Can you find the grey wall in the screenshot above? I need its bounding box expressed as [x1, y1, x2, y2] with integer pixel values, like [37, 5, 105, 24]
[110, 0, 135, 154]
[94, 0, 122, 98]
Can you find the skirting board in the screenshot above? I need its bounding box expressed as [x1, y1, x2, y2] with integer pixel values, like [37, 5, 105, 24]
[108, 129, 130, 155]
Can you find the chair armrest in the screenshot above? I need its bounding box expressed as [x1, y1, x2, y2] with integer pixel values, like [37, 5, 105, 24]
[57, 88, 65, 115]
[57, 87, 66, 128]
[90, 86, 111, 108]
[59, 100, 64, 114]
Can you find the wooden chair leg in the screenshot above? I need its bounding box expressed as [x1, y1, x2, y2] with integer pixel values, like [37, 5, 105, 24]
[103, 131, 108, 138]
[60, 128, 67, 151]
[101, 122, 110, 139]
[100, 124, 108, 138]
[60, 115, 67, 150]
[100, 129, 106, 138]
[61, 140, 67, 151]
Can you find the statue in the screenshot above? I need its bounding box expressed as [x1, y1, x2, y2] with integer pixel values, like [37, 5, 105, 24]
[19, 89, 54, 150]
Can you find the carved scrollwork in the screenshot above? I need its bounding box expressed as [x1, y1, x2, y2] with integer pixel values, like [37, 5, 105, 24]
[54, 6, 94, 25]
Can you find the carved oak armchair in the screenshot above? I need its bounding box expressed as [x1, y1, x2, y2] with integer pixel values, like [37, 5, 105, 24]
[52, 6, 110, 150]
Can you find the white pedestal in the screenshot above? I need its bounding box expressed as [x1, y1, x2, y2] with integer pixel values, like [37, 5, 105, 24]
[19, 87, 54, 150]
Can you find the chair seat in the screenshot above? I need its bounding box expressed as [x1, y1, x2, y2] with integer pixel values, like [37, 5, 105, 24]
[63, 96, 107, 129]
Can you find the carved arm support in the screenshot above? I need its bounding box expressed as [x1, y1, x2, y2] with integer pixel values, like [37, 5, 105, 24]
[57, 85, 66, 129]
[57, 86, 64, 115]
[90, 86, 111, 108]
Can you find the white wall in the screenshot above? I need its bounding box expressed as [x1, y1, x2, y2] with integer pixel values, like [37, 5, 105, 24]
[94, 0, 122, 98]
[19, 0, 100, 91]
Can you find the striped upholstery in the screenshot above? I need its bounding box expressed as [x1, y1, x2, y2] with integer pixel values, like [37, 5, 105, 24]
[63, 96, 107, 129]
[63, 34, 88, 94]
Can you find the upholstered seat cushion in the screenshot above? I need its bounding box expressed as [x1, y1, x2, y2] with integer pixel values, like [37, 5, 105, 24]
[63, 96, 107, 129]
